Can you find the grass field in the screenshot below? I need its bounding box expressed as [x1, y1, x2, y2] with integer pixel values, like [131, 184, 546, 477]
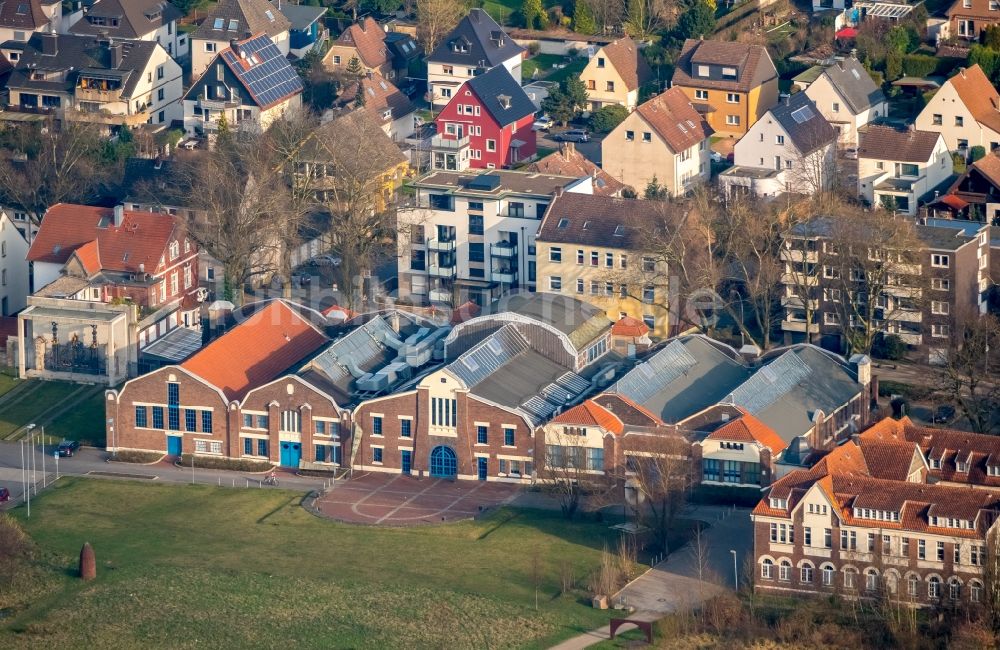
[547, 58, 587, 84]
[2, 479, 623, 649]
[42, 388, 106, 446]
[0, 381, 82, 439]
[481, 0, 520, 25]
[523, 53, 567, 80]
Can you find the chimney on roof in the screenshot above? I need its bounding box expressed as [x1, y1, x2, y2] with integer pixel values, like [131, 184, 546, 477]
[113, 204, 124, 227]
[554, 186, 564, 197]
[849, 353, 871, 386]
[560, 141, 574, 157]
[360, 19, 367, 32]
[738, 344, 761, 363]
[39, 32, 57, 56]
[960, 67, 967, 78]
[471, 8, 480, 22]
[108, 41, 122, 68]
[851, 48, 858, 60]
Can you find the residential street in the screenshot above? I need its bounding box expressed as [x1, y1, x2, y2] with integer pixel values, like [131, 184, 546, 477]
[0, 443, 327, 510]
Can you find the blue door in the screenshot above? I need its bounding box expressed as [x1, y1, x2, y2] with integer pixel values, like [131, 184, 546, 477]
[477, 457, 488, 481]
[167, 435, 182, 456]
[401, 450, 412, 475]
[280, 442, 302, 468]
[429, 445, 457, 478]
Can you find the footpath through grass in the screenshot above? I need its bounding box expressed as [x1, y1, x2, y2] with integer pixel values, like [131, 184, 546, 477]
[3, 479, 619, 649]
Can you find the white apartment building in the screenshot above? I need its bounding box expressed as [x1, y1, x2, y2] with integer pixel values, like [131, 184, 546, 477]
[396, 169, 593, 306]
[857, 125, 952, 215]
[426, 9, 523, 108]
[719, 93, 837, 197]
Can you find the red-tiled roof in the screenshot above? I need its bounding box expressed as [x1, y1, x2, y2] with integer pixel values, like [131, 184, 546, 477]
[611, 316, 649, 338]
[550, 399, 624, 435]
[71, 239, 102, 276]
[634, 87, 714, 154]
[335, 17, 389, 69]
[181, 301, 327, 400]
[707, 411, 785, 455]
[945, 65, 1000, 135]
[27, 203, 177, 274]
[591, 393, 665, 428]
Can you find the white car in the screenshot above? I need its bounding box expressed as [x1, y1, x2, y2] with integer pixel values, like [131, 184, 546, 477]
[533, 115, 554, 131]
[710, 151, 723, 163]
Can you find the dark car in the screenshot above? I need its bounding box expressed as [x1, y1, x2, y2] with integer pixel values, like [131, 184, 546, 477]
[57, 440, 80, 457]
[933, 405, 956, 424]
[0, 486, 9, 502]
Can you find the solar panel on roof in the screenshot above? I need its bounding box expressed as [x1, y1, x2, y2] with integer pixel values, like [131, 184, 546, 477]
[224, 36, 303, 108]
[791, 106, 814, 124]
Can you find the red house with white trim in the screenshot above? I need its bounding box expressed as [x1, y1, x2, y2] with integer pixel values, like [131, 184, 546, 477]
[432, 65, 537, 171]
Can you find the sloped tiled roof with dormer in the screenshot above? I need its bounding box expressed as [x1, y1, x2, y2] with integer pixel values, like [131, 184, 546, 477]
[192, 0, 290, 41]
[428, 7, 524, 68]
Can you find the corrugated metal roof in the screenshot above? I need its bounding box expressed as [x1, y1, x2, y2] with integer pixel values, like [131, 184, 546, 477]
[449, 324, 528, 387]
[726, 350, 812, 414]
[613, 339, 698, 405]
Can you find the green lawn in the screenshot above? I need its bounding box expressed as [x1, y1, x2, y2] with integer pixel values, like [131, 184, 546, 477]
[481, 0, 521, 25]
[3, 479, 623, 649]
[42, 388, 107, 446]
[0, 381, 82, 439]
[547, 58, 587, 84]
[524, 54, 567, 80]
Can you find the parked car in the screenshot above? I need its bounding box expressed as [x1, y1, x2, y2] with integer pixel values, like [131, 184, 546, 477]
[310, 254, 341, 267]
[932, 405, 956, 424]
[532, 115, 554, 131]
[552, 129, 589, 143]
[0, 486, 9, 502]
[57, 440, 80, 457]
[710, 151, 723, 163]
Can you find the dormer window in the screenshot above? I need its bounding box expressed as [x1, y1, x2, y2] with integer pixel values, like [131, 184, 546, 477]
[957, 460, 969, 473]
[931, 457, 941, 469]
[697, 65, 709, 77]
[769, 497, 787, 509]
[722, 67, 737, 78]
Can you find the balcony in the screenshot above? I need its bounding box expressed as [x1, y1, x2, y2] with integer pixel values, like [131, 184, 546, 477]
[430, 134, 470, 150]
[781, 296, 818, 309]
[781, 319, 820, 334]
[886, 309, 923, 323]
[427, 238, 456, 252]
[75, 86, 123, 103]
[428, 265, 457, 278]
[896, 332, 922, 345]
[199, 97, 240, 111]
[780, 249, 818, 263]
[492, 270, 517, 283]
[490, 242, 517, 258]
[781, 273, 818, 286]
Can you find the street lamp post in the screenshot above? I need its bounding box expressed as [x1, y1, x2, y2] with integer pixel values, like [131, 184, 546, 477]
[26, 424, 36, 496]
[730, 549, 738, 592]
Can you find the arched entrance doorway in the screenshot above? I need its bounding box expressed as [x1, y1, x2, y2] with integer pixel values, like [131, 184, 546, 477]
[429, 445, 457, 478]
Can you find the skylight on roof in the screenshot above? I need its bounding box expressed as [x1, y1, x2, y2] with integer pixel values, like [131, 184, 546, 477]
[759, 366, 777, 383]
[851, 68, 860, 80]
[582, 220, 591, 229]
[379, 81, 388, 91]
[677, 122, 687, 133]
[228, 19, 239, 31]
[557, 218, 569, 228]
[614, 224, 625, 236]
[463, 356, 480, 371]
[487, 339, 503, 355]
[16, 3, 27, 14]
[265, 9, 275, 21]
[791, 106, 815, 124]
[213, 17, 224, 29]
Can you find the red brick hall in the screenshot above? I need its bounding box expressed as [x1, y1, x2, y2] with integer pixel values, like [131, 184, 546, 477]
[351, 294, 630, 482]
[106, 300, 447, 468]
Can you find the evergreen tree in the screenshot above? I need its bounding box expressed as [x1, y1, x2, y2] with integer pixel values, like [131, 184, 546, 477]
[572, 0, 597, 34]
[676, 1, 715, 40]
[354, 83, 367, 108]
[541, 77, 589, 125]
[345, 55, 364, 80]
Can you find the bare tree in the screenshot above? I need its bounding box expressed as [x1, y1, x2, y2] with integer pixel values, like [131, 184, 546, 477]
[623, 0, 670, 39]
[713, 192, 786, 350]
[935, 312, 1000, 434]
[618, 194, 718, 337]
[984, 526, 1000, 633]
[179, 136, 287, 305]
[416, 0, 466, 54]
[0, 120, 108, 235]
[539, 430, 617, 519]
[262, 112, 324, 298]
[299, 109, 407, 311]
[589, 0, 626, 34]
[822, 208, 928, 356]
[626, 437, 693, 554]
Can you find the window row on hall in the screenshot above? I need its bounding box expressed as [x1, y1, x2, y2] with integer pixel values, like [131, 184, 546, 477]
[240, 411, 341, 435]
[239, 438, 342, 464]
[759, 558, 984, 602]
[545, 445, 603, 471]
[769, 524, 987, 565]
[703, 459, 761, 484]
[479, 425, 517, 446]
[370, 415, 412, 437]
[136, 405, 213, 433]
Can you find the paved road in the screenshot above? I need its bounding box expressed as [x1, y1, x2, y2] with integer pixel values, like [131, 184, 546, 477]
[538, 132, 603, 165]
[0, 442, 327, 509]
[551, 505, 752, 649]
